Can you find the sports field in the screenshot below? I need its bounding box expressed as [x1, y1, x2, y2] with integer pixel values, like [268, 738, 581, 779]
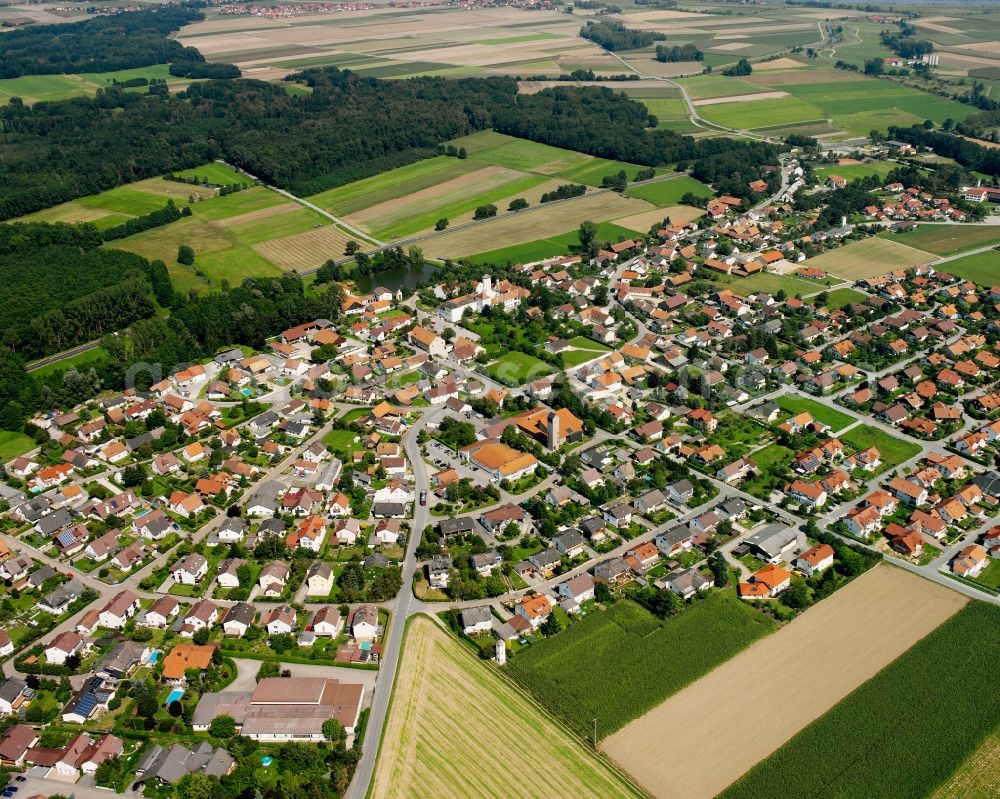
[717, 599, 1000, 799]
[370, 615, 641, 799]
[506, 592, 777, 741]
[943, 249, 1000, 287]
[879, 224, 1000, 257]
[604, 566, 969, 799]
[486, 351, 554, 386]
[803, 237, 934, 280]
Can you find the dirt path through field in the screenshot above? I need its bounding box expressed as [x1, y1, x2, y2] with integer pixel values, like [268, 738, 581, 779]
[602, 565, 967, 799]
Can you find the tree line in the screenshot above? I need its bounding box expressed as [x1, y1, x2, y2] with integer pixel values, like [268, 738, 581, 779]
[655, 44, 703, 62]
[0, 6, 232, 79]
[888, 125, 1000, 177]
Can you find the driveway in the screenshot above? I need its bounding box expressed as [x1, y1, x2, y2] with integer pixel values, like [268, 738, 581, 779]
[231, 657, 378, 693]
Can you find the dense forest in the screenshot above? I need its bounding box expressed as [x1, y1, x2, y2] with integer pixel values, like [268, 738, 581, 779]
[579, 19, 665, 51]
[888, 125, 1000, 177]
[0, 6, 231, 79]
[0, 224, 166, 360]
[655, 44, 703, 62]
[0, 70, 514, 219]
[957, 107, 1000, 143]
[0, 222, 351, 429]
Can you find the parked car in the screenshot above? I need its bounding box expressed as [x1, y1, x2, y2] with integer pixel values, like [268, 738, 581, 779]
[419, 491, 427, 506]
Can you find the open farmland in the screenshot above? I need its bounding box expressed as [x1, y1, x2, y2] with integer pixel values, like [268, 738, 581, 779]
[603, 566, 968, 799]
[943, 249, 1000, 286]
[252, 224, 356, 272]
[815, 162, 897, 181]
[370, 615, 640, 799]
[878, 224, 1000, 257]
[716, 600, 1000, 799]
[469, 221, 641, 266]
[506, 591, 777, 741]
[626, 176, 712, 207]
[421, 192, 652, 259]
[802, 237, 935, 280]
[931, 724, 1000, 799]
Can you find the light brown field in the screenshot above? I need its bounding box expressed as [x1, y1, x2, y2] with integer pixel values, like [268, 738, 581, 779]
[753, 56, 809, 71]
[370, 615, 639, 799]
[252, 223, 354, 270]
[518, 78, 670, 94]
[803, 236, 935, 279]
[422, 192, 652, 258]
[913, 19, 964, 35]
[131, 177, 215, 201]
[931, 724, 1000, 799]
[748, 66, 864, 85]
[958, 41, 1000, 56]
[694, 90, 789, 106]
[937, 51, 1000, 69]
[612, 205, 702, 231]
[710, 41, 754, 52]
[215, 202, 300, 228]
[21, 204, 116, 225]
[618, 57, 705, 78]
[602, 565, 968, 799]
[345, 166, 528, 233]
[714, 33, 748, 40]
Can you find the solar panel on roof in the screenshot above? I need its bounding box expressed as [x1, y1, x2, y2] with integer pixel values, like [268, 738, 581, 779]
[72, 693, 97, 717]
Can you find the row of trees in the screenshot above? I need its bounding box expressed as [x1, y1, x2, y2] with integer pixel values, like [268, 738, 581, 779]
[655, 43, 703, 62]
[888, 124, 1000, 177]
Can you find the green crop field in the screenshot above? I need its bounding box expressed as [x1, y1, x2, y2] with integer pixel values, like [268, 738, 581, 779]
[698, 96, 827, 131]
[815, 162, 897, 181]
[717, 602, 1000, 799]
[626, 176, 713, 207]
[29, 346, 109, 378]
[486, 351, 554, 386]
[941, 250, 1000, 287]
[506, 593, 777, 739]
[706, 271, 827, 296]
[640, 98, 689, 123]
[0, 430, 35, 461]
[879, 225, 1000, 257]
[775, 395, 854, 432]
[372, 173, 546, 239]
[307, 156, 480, 217]
[555, 156, 654, 187]
[470, 221, 640, 265]
[460, 134, 591, 172]
[172, 162, 248, 186]
[841, 425, 922, 473]
[677, 75, 761, 100]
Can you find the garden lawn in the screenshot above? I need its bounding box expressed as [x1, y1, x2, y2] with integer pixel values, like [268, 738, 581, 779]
[324, 428, 362, 459]
[716, 602, 1000, 799]
[776, 395, 854, 432]
[486, 351, 554, 386]
[568, 336, 612, 352]
[821, 288, 868, 309]
[944, 250, 1000, 287]
[470, 221, 640, 266]
[841, 424, 922, 472]
[506, 593, 777, 740]
[0, 430, 34, 461]
[626, 176, 713, 207]
[878, 224, 1000, 257]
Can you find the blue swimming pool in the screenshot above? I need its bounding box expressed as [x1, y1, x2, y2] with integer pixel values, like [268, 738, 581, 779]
[241, 388, 253, 397]
[165, 688, 184, 706]
[148, 650, 160, 664]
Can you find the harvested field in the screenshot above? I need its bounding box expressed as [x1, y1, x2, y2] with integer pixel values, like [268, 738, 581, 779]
[693, 90, 789, 106]
[215, 202, 300, 228]
[803, 237, 934, 280]
[421, 192, 652, 258]
[711, 41, 753, 51]
[370, 615, 640, 799]
[253, 224, 356, 271]
[518, 78, 670, 94]
[931, 724, 1000, 799]
[612, 206, 701, 232]
[603, 566, 967, 799]
[751, 57, 807, 70]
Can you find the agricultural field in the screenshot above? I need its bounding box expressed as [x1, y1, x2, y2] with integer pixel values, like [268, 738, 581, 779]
[626, 176, 713, 207]
[421, 192, 652, 259]
[931, 724, 1000, 799]
[716, 599, 1000, 799]
[932, 249, 999, 287]
[506, 592, 777, 741]
[370, 615, 640, 799]
[0, 65, 183, 105]
[815, 162, 897, 182]
[802, 237, 935, 280]
[604, 566, 969, 799]
[775, 395, 854, 433]
[879, 224, 1000, 257]
[704, 271, 826, 296]
[469, 221, 641, 266]
[821, 287, 868, 309]
[486, 352, 554, 386]
[841, 425, 922, 473]
[28, 346, 110, 378]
